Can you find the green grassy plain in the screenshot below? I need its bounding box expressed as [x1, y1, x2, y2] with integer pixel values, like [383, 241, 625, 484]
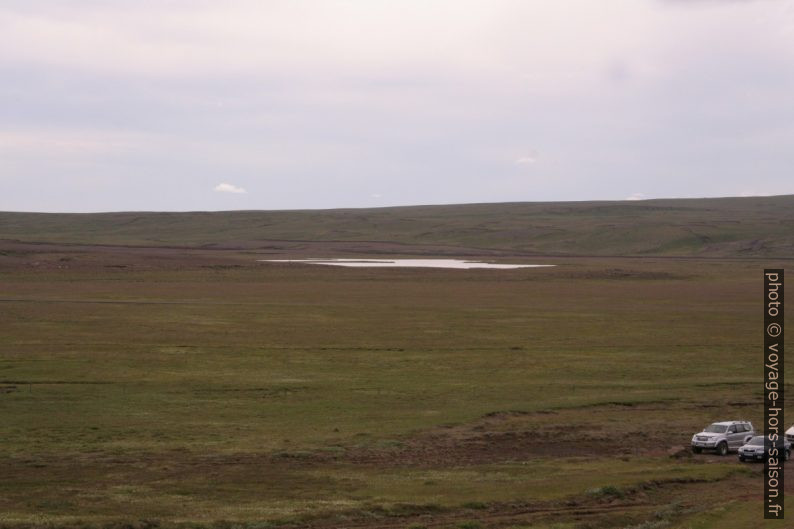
[0, 240, 791, 528]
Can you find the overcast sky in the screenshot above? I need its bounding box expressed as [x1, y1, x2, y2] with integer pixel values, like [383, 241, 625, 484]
[2, 0, 793, 212]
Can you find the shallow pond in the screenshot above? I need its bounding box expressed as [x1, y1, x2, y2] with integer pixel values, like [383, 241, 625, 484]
[258, 258, 554, 270]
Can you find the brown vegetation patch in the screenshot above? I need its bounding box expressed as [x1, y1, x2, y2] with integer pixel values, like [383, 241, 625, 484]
[339, 408, 670, 467]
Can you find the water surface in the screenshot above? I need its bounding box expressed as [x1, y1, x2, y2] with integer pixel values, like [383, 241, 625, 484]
[259, 258, 554, 269]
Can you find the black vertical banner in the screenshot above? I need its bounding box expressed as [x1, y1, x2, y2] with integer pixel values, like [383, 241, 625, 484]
[764, 269, 784, 519]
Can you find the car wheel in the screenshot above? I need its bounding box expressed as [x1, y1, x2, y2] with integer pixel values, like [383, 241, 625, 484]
[739, 455, 745, 462]
[692, 446, 702, 454]
[717, 442, 728, 456]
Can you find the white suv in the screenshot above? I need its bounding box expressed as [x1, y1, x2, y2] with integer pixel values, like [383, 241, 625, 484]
[691, 421, 754, 456]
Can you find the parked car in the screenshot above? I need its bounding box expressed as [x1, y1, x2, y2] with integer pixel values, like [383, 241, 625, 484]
[691, 421, 754, 456]
[738, 435, 791, 462]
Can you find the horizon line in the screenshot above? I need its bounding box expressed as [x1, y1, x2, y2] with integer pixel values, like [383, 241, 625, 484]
[2, 193, 791, 216]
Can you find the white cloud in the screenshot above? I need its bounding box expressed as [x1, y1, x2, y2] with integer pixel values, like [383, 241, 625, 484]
[214, 182, 247, 194]
[625, 193, 647, 201]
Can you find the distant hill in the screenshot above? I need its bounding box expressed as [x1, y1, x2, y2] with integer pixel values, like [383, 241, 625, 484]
[1, 195, 793, 257]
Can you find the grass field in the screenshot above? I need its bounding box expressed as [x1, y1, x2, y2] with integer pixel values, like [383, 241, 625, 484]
[1, 195, 794, 257]
[1, 237, 791, 529]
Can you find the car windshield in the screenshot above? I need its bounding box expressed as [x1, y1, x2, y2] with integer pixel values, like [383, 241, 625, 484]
[749, 436, 765, 446]
[704, 424, 728, 433]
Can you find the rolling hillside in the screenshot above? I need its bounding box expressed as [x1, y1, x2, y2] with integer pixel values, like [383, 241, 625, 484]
[1, 195, 793, 257]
